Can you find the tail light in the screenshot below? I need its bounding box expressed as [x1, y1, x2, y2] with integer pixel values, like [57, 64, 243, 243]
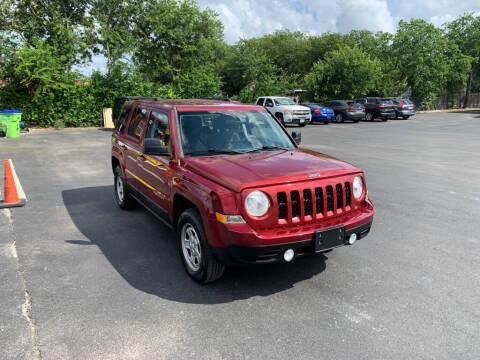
[376, 104, 385, 108]
[400, 99, 404, 109]
[314, 109, 321, 114]
[346, 106, 353, 111]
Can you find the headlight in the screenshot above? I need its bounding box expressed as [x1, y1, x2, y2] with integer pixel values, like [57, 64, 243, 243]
[353, 176, 364, 200]
[245, 191, 270, 217]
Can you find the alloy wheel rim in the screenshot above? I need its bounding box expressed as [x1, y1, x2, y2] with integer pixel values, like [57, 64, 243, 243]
[181, 223, 202, 272]
[116, 176, 124, 202]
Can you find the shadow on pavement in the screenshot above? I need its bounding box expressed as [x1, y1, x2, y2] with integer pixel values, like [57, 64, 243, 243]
[62, 186, 327, 304]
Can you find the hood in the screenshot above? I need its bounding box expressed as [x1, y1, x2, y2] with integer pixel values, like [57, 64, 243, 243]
[184, 148, 361, 192]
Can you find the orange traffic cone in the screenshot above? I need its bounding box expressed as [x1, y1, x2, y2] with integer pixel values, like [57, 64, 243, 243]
[1, 159, 26, 208]
[4, 159, 19, 204]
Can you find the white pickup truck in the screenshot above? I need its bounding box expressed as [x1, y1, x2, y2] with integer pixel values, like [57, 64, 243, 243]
[255, 96, 311, 127]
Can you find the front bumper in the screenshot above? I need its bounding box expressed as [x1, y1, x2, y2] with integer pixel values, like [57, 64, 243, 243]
[312, 114, 334, 122]
[284, 114, 311, 124]
[211, 199, 374, 265]
[213, 221, 373, 265]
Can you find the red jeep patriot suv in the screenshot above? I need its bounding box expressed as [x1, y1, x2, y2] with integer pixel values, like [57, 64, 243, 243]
[111, 97, 374, 283]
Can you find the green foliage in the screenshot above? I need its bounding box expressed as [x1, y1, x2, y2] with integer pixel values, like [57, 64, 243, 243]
[305, 46, 381, 101]
[1, 1, 480, 125]
[172, 65, 222, 98]
[392, 19, 471, 108]
[134, 0, 224, 83]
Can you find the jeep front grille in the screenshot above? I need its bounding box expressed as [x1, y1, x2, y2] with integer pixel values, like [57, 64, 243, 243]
[276, 182, 352, 223]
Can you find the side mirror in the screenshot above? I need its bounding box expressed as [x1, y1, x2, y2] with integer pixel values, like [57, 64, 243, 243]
[291, 130, 301, 145]
[143, 138, 171, 157]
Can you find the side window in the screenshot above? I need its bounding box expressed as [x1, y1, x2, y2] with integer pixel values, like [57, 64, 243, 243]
[145, 111, 170, 151]
[127, 108, 147, 140]
[117, 106, 131, 130]
[256, 98, 264, 106]
[265, 98, 274, 107]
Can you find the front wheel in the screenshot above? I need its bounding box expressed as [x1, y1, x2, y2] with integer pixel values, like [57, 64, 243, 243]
[177, 208, 225, 284]
[402, 116, 410, 120]
[335, 113, 343, 123]
[114, 166, 137, 210]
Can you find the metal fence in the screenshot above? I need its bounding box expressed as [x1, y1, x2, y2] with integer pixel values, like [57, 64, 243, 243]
[432, 92, 480, 109]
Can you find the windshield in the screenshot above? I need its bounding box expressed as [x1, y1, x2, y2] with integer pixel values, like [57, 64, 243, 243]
[274, 98, 296, 106]
[380, 99, 393, 105]
[178, 110, 296, 156]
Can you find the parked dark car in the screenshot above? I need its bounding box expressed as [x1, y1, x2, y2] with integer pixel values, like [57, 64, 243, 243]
[302, 103, 334, 124]
[354, 97, 395, 121]
[387, 97, 415, 119]
[323, 100, 365, 123]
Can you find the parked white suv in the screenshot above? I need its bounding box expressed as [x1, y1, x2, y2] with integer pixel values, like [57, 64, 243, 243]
[256, 97, 311, 127]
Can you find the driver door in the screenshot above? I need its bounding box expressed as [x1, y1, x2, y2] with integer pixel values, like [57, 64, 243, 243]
[136, 110, 172, 217]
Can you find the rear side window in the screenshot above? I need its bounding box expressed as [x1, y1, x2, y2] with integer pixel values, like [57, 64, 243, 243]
[117, 106, 131, 130]
[127, 108, 147, 140]
[265, 98, 274, 107]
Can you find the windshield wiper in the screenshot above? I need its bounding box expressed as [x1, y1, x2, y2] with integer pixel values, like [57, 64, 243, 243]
[185, 149, 245, 156]
[244, 145, 290, 153]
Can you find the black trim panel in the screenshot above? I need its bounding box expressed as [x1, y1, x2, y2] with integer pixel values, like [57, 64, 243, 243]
[126, 183, 173, 229]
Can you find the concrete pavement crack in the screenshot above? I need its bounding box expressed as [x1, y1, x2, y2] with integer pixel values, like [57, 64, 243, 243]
[3, 209, 42, 359]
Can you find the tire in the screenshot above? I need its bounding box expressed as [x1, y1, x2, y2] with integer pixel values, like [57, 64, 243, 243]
[299, 122, 307, 127]
[323, 121, 329, 125]
[394, 112, 399, 120]
[365, 112, 373, 121]
[335, 113, 343, 123]
[114, 166, 137, 210]
[382, 117, 388, 122]
[276, 113, 284, 126]
[402, 116, 409, 120]
[353, 119, 359, 123]
[177, 208, 225, 284]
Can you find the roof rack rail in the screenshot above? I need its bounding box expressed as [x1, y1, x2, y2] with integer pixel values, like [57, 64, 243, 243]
[123, 96, 163, 101]
[199, 97, 231, 102]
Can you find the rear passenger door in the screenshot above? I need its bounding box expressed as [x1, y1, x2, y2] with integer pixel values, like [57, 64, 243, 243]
[135, 110, 172, 218]
[122, 107, 149, 190]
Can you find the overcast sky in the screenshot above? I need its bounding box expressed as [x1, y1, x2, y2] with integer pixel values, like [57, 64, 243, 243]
[80, 0, 480, 74]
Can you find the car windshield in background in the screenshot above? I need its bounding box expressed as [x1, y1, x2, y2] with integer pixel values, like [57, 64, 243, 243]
[274, 98, 296, 106]
[347, 101, 361, 107]
[380, 99, 393, 105]
[178, 110, 295, 156]
[403, 99, 412, 104]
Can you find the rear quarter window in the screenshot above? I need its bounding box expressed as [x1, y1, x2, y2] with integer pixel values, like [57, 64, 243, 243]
[127, 108, 148, 140]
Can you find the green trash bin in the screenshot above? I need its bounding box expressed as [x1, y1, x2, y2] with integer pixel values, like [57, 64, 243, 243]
[0, 110, 22, 138]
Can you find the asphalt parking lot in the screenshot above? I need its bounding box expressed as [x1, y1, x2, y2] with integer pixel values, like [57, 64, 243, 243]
[1, 111, 479, 359]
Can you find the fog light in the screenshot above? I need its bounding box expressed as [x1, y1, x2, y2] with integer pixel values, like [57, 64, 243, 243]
[348, 233, 357, 245]
[284, 249, 294, 262]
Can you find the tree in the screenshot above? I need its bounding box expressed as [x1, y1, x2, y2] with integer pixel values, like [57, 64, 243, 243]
[445, 13, 480, 107]
[91, 0, 136, 72]
[172, 64, 222, 98]
[393, 19, 471, 109]
[134, 0, 224, 84]
[305, 46, 381, 101]
[2, 0, 94, 69]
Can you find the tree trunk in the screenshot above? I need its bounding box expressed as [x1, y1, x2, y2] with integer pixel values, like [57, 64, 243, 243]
[463, 68, 473, 109]
[106, 42, 113, 73]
